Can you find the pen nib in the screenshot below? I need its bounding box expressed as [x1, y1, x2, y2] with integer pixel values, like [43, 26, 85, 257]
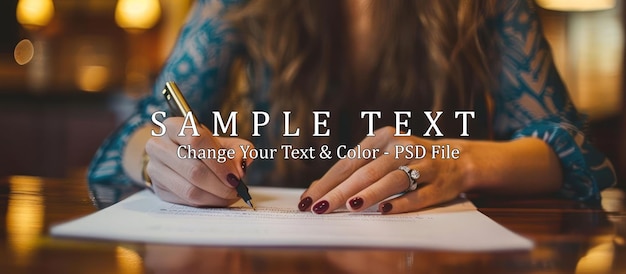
[246, 200, 256, 210]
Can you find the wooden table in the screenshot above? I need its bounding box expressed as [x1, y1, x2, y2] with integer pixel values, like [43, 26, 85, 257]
[1, 175, 624, 273]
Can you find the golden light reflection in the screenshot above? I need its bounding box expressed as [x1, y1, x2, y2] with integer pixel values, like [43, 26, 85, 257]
[601, 188, 625, 213]
[575, 242, 615, 273]
[615, 236, 625, 246]
[7, 176, 44, 266]
[14, 39, 35, 66]
[16, 0, 55, 28]
[536, 0, 615, 12]
[116, 246, 143, 274]
[115, 0, 162, 31]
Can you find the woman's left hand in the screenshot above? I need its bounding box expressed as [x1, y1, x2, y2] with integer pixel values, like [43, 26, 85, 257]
[298, 126, 474, 214]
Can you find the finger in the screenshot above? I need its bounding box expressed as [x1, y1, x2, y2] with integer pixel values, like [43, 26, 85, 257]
[300, 127, 396, 208]
[152, 180, 234, 208]
[152, 182, 189, 205]
[346, 161, 435, 211]
[148, 156, 236, 207]
[218, 137, 255, 176]
[375, 160, 460, 214]
[164, 117, 248, 189]
[146, 136, 238, 200]
[377, 180, 459, 215]
[309, 154, 407, 214]
[345, 169, 412, 212]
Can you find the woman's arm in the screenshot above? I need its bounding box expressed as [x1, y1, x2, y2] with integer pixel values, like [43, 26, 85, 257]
[88, 0, 244, 188]
[490, 0, 616, 201]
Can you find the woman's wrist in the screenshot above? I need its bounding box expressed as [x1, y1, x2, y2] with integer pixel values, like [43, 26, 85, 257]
[447, 137, 563, 195]
[122, 124, 157, 185]
[439, 138, 479, 192]
[141, 150, 153, 190]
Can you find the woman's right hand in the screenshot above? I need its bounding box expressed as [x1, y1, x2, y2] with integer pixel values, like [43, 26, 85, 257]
[144, 117, 254, 207]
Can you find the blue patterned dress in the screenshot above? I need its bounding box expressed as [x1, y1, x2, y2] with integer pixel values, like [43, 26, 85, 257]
[88, 0, 616, 206]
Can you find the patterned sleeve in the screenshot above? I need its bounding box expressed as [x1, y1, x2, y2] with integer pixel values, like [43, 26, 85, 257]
[492, 0, 616, 201]
[87, 0, 244, 200]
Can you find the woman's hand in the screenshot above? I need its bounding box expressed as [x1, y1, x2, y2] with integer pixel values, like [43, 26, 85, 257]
[145, 117, 254, 207]
[298, 126, 474, 214]
[299, 125, 564, 214]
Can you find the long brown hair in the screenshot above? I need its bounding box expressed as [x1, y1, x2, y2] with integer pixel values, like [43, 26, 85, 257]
[226, 0, 499, 185]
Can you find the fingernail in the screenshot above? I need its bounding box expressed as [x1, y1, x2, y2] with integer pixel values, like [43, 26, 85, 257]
[241, 160, 247, 174]
[380, 202, 393, 213]
[349, 197, 364, 210]
[312, 200, 329, 214]
[226, 173, 239, 187]
[298, 196, 313, 211]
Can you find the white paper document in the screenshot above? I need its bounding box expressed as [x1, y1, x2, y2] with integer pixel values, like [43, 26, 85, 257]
[51, 187, 533, 251]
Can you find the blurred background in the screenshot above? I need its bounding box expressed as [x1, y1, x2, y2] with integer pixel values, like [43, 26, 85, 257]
[0, 0, 624, 189]
[0, 0, 191, 178]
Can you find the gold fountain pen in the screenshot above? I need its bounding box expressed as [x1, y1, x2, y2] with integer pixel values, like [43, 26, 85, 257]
[162, 81, 255, 209]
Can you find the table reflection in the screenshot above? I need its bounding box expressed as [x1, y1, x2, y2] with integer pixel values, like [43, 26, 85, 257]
[6, 176, 44, 267]
[1, 175, 625, 273]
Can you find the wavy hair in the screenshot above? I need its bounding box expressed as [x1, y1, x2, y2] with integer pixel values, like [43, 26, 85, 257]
[226, 0, 499, 185]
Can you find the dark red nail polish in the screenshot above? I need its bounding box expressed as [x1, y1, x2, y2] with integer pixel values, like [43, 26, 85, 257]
[349, 197, 364, 210]
[241, 160, 247, 174]
[312, 200, 329, 214]
[226, 173, 239, 187]
[298, 197, 313, 211]
[380, 202, 393, 213]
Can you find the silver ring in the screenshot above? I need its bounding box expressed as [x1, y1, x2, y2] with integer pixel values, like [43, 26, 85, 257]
[398, 165, 420, 192]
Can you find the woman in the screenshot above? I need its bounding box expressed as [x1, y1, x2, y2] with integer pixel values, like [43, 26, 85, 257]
[89, 0, 616, 213]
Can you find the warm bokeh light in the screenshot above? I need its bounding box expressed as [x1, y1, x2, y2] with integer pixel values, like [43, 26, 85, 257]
[7, 176, 44, 266]
[536, 0, 615, 12]
[77, 65, 110, 92]
[115, 0, 162, 31]
[615, 236, 625, 246]
[16, 0, 55, 28]
[14, 39, 35, 65]
[601, 188, 625, 213]
[541, 3, 623, 119]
